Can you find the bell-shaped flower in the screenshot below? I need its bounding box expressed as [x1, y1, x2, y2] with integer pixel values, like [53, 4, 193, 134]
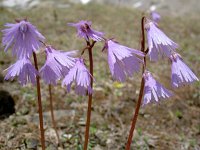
[170, 53, 199, 87]
[39, 46, 77, 85]
[4, 57, 38, 86]
[2, 20, 45, 58]
[150, 11, 161, 23]
[68, 20, 104, 41]
[145, 19, 178, 61]
[103, 39, 144, 82]
[143, 71, 173, 105]
[62, 58, 92, 96]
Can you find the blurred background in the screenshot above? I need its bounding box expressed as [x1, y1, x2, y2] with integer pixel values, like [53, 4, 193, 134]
[0, 0, 199, 149]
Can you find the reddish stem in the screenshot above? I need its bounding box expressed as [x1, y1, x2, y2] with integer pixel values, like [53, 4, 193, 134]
[125, 16, 146, 150]
[33, 52, 45, 150]
[83, 41, 95, 150]
[48, 85, 60, 146]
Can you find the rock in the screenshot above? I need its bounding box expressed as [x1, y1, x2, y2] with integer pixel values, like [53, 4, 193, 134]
[0, 90, 15, 119]
[46, 143, 58, 150]
[11, 117, 27, 127]
[7, 132, 15, 140]
[45, 128, 59, 145]
[27, 110, 75, 125]
[78, 118, 85, 126]
[94, 144, 103, 150]
[18, 107, 29, 115]
[25, 138, 39, 149]
[95, 130, 107, 146]
[62, 133, 72, 139]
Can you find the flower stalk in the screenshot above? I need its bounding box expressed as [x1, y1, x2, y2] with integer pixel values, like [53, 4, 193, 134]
[83, 40, 96, 150]
[48, 85, 60, 146]
[33, 52, 45, 150]
[125, 16, 146, 150]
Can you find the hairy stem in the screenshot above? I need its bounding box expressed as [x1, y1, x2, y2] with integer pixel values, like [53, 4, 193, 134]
[125, 16, 146, 150]
[83, 41, 95, 150]
[33, 52, 45, 150]
[48, 85, 60, 146]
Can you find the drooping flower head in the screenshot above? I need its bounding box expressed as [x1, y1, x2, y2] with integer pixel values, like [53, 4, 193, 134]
[62, 58, 92, 96]
[68, 20, 104, 41]
[170, 53, 199, 88]
[145, 19, 178, 61]
[4, 57, 38, 86]
[143, 71, 173, 105]
[2, 19, 45, 58]
[103, 39, 144, 82]
[150, 11, 161, 23]
[40, 45, 77, 85]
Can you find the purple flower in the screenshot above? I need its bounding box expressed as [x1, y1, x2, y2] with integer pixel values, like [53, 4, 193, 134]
[145, 19, 178, 61]
[103, 39, 144, 82]
[62, 58, 92, 96]
[150, 11, 161, 23]
[68, 20, 104, 41]
[4, 57, 38, 86]
[39, 46, 77, 85]
[143, 71, 173, 105]
[2, 20, 45, 58]
[170, 53, 199, 87]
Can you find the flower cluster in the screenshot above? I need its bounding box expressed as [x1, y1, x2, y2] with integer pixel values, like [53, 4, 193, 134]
[2, 20, 93, 96]
[141, 15, 198, 105]
[2, 19, 145, 96]
[2, 19, 45, 85]
[2, 17, 198, 101]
